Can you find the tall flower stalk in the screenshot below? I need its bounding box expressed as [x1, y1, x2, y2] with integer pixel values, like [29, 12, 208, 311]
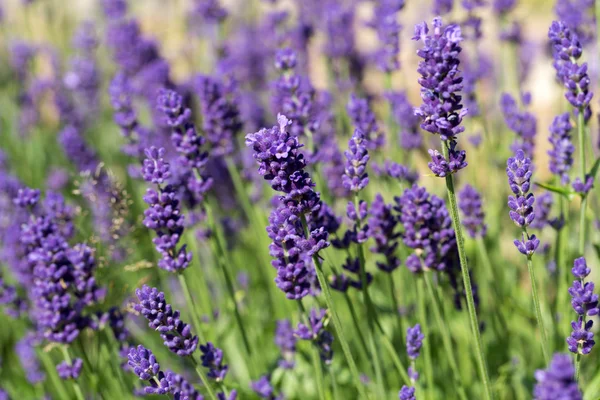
[413, 17, 492, 399]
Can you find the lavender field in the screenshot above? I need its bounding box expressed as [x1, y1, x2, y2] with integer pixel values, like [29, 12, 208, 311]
[0, 0, 599, 399]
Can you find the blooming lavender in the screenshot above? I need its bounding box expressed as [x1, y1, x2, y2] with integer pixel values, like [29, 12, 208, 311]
[200, 342, 229, 381]
[554, 0, 595, 46]
[458, 184, 487, 238]
[406, 324, 424, 383]
[572, 176, 594, 195]
[368, 194, 401, 272]
[369, 0, 404, 73]
[128, 345, 171, 395]
[134, 285, 199, 356]
[531, 192, 554, 230]
[547, 113, 574, 184]
[500, 93, 537, 158]
[16, 333, 45, 384]
[194, 74, 242, 156]
[294, 308, 334, 364]
[252, 376, 282, 399]
[342, 129, 370, 193]
[433, 0, 454, 15]
[275, 319, 297, 369]
[56, 358, 83, 380]
[142, 147, 192, 273]
[533, 353, 582, 400]
[506, 150, 540, 256]
[413, 17, 468, 176]
[373, 161, 418, 185]
[347, 94, 385, 150]
[399, 386, 416, 400]
[386, 91, 423, 150]
[567, 257, 598, 355]
[548, 21, 593, 121]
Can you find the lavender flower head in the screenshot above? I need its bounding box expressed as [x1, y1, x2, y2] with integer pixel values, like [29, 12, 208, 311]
[347, 94, 385, 150]
[200, 342, 229, 382]
[548, 21, 593, 121]
[368, 194, 401, 272]
[369, 1, 404, 72]
[56, 358, 83, 380]
[128, 345, 171, 395]
[134, 285, 199, 356]
[458, 184, 487, 238]
[548, 113, 574, 184]
[406, 324, 424, 360]
[142, 147, 192, 273]
[386, 91, 423, 150]
[294, 308, 334, 364]
[533, 353, 582, 400]
[399, 386, 416, 400]
[506, 150, 539, 256]
[567, 257, 598, 355]
[500, 93, 537, 158]
[342, 129, 370, 192]
[275, 319, 297, 369]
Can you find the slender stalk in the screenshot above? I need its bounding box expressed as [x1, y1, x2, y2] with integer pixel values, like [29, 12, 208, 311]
[177, 272, 207, 343]
[525, 254, 549, 363]
[191, 357, 218, 400]
[38, 349, 70, 400]
[376, 322, 411, 386]
[298, 301, 326, 400]
[343, 293, 370, 358]
[423, 274, 469, 400]
[577, 110, 587, 257]
[416, 279, 434, 396]
[441, 141, 493, 400]
[576, 353, 582, 382]
[60, 346, 85, 400]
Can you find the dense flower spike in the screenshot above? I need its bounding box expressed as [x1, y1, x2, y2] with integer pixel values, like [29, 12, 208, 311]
[347, 94, 385, 150]
[165, 370, 203, 400]
[547, 113, 574, 184]
[368, 194, 401, 272]
[506, 150, 539, 256]
[342, 129, 370, 192]
[134, 285, 199, 356]
[572, 176, 594, 195]
[369, 0, 403, 72]
[56, 358, 83, 380]
[275, 319, 297, 369]
[142, 147, 192, 272]
[200, 342, 229, 381]
[533, 353, 582, 400]
[406, 324, 424, 360]
[500, 93, 537, 158]
[386, 91, 423, 150]
[252, 375, 282, 399]
[548, 21, 593, 121]
[458, 184, 487, 238]
[128, 345, 171, 395]
[294, 308, 334, 364]
[399, 386, 416, 400]
[194, 74, 242, 156]
[567, 257, 598, 355]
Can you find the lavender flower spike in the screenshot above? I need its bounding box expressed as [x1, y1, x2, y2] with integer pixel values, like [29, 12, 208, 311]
[399, 386, 416, 400]
[458, 184, 487, 238]
[533, 353, 582, 400]
[567, 257, 598, 355]
[128, 345, 171, 395]
[342, 129, 370, 193]
[134, 285, 199, 356]
[200, 342, 229, 382]
[547, 113, 574, 185]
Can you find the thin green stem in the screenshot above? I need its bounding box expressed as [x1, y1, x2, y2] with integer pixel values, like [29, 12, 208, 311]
[343, 293, 370, 359]
[441, 141, 493, 400]
[416, 279, 434, 396]
[423, 274, 469, 400]
[60, 346, 85, 400]
[178, 272, 207, 343]
[191, 357, 218, 400]
[576, 353, 582, 382]
[38, 349, 70, 400]
[376, 323, 411, 386]
[525, 255, 550, 363]
[577, 110, 587, 257]
[298, 300, 327, 400]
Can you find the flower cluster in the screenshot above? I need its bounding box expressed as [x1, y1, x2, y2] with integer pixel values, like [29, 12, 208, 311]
[56, 358, 83, 380]
[386, 91, 423, 150]
[294, 308, 334, 364]
[275, 319, 297, 369]
[458, 184, 487, 238]
[128, 345, 171, 395]
[369, 0, 403, 73]
[194, 74, 242, 156]
[500, 92, 537, 158]
[368, 194, 401, 272]
[347, 94, 385, 150]
[547, 113, 574, 184]
[252, 375, 283, 399]
[200, 342, 229, 381]
[141, 147, 193, 273]
[342, 129, 370, 193]
[134, 285, 199, 356]
[413, 17, 468, 176]
[406, 323, 424, 383]
[533, 353, 582, 400]
[548, 21, 593, 121]
[506, 150, 539, 256]
[567, 257, 598, 355]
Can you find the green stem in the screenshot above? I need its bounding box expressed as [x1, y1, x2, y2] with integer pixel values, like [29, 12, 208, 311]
[178, 272, 207, 343]
[38, 349, 70, 400]
[423, 274, 469, 400]
[298, 301, 326, 400]
[376, 323, 411, 386]
[343, 293, 370, 360]
[416, 279, 434, 396]
[191, 357, 218, 400]
[60, 346, 85, 400]
[206, 203, 253, 357]
[577, 110, 587, 256]
[441, 141, 493, 400]
[576, 353, 582, 382]
[525, 254, 550, 363]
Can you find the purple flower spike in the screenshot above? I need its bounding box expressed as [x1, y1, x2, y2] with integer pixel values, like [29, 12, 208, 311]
[252, 375, 283, 399]
[458, 185, 487, 238]
[548, 113, 574, 184]
[200, 342, 229, 382]
[567, 257, 598, 355]
[275, 319, 297, 369]
[128, 345, 171, 395]
[342, 129, 370, 192]
[399, 386, 416, 400]
[533, 353, 582, 400]
[369, 1, 403, 73]
[134, 286, 199, 356]
[368, 194, 401, 272]
[56, 358, 83, 380]
[347, 94, 385, 150]
[406, 324, 424, 360]
[572, 175, 594, 195]
[500, 93, 537, 158]
[294, 308, 334, 364]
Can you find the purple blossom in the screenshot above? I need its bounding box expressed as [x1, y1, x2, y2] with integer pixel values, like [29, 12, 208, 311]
[368, 194, 401, 272]
[433, 0, 454, 15]
[406, 324, 424, 360]
[399, 386, 416, 400]
[134, 285, 199, 356]
[347, 94, 385, 150]
[128, 345, 171, 395]
[275, 319, 297, 369]
[548, 113, 574, 184]
[533, 354, 582, 400]
[572, 175, 594, 195]
[500, 93, 537, 158]
[531, 193, 554, 230]
[342, 129, 370, 192]
[369, 0, 404, 72]
[386, 91, 423, 150]
[294, 308, 334, 364]
[165, 370, 203, 400]
[567, 257, 598, 355]
[56, 358, 83, 380]
[252, 375, 282, 399]
[200, 342, 229, 382]
[458, 185, 487, 238]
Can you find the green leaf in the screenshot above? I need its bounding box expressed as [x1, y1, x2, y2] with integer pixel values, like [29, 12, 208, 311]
[535, 182, 574, 199]
[588, 157, 600, 180]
